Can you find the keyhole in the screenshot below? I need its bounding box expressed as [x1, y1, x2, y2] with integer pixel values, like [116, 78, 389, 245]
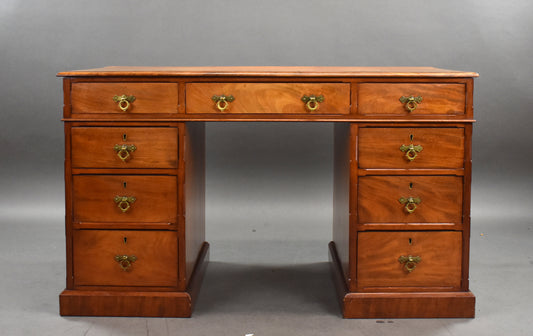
[123, 134, 127, 141]
[123, 182, 127, 188]
[408, 238, 413, 245]
[123, 237, 128, 244]
[409, 134, 414, 142]
[409, 182, 413, 189]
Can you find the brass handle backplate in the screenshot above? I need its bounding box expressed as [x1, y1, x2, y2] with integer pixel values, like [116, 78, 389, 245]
[399, 196, 421, 214]
[114, 196, 136, 213]
[113, 144, 137, 162]
[301, 95, 324, 111]
[113, 95, 136, 112]
[114, 255, 137, 271]
[399, 95, 423, 112]
[399, 143, 423, 161]
[398, 255, 421, 273]
[212, 95, 235, 112]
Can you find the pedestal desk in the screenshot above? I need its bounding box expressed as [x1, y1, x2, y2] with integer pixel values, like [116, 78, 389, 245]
[58, 66, 478, 318]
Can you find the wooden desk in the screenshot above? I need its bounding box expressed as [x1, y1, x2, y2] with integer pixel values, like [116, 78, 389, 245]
[58, 66, 477, 318]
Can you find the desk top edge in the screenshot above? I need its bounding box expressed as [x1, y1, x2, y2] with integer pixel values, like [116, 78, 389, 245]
[57, 66, 479, 78]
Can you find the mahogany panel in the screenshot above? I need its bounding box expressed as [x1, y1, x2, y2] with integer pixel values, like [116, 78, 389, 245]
[358, 127, 465, 169]
[358, 176, 463, 224]
[73, 230, 178, 287]
[71, 127, 178, 169]
[357, 231, 462, 290]
[358, 83, 466, 116]
[186, 83, 350, 114]
[72, 175, 177, 224]
[71, 83, 178, 114]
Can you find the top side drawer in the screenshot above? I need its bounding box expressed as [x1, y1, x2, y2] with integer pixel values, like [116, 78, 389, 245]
[71, 83, 178, 114]
[185, 83, 350, 114]
[357, 83, 466, 116]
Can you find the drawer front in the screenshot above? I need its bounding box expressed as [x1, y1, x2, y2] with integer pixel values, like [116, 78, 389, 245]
[73, 175, 177, 224]
[358, 176, 463, 224]
[358, 83, 465, 116]
[73, 230, 178, 287]
[186, 83, 350, 114]
[358, 128, 464, 169]
[357, 231, 462, 289]
[71, 127, 178, 169]
[71, 83, 178, 114]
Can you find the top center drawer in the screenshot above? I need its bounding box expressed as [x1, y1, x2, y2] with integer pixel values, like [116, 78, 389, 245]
[185, 83, 350, 114]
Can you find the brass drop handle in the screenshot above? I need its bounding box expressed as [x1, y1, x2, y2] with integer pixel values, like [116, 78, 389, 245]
[114, 196, 136, 213]
[212, 95, 235, 112]
[301, 95, 324, 111]
[115, 255, 137, 271]
[113, 144, 137, 162]
[399, 95, 423, 112]
[398, 255, 421, 273]
[399, 143, 423, 161]
[399, 196, 421, 214]
[113, 95, 136, 112]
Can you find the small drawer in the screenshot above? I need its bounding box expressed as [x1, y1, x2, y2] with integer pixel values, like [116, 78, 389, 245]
[73, 230, 178, 287]
[358, 127, 464, 169]
[357, 231, 462, 290]
[357, 83, 465, 116]
[358, 176, 463, 224]
[73, 175, 177, 224]
[71, 83, 178, 114]
[71, 127, 178, 169]
[185, 83, 350, 114]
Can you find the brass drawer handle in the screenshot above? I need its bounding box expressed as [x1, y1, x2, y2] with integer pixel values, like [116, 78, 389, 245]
[112, 95, 136, 112]
[212, 95, 234, 112]
[399, 196, 421, 214]
[399, 143, 423, 161]
[398, 255, 421, 273]
[114, 195, 136, 213]
[301, 95, 324, 111]
[113, 144, 137, 162]
[399, 95, 423, 112]
[115, 255, 137, 271]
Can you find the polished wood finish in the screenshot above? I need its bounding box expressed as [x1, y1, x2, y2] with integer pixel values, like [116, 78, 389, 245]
[71, 82, 178, 114]
[71, 127, 178, 168]
[357, 231, 462, 290]
[59, 66, 476, 318]
[358, 83, 466, 116]
[358, 176, 463, 224]
[358, 127, 465, 169]
[72, 175, 177, 224]
[186, 83, 350, 114]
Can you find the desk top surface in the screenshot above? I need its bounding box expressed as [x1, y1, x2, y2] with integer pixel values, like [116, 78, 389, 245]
[58, 66, 478, 78]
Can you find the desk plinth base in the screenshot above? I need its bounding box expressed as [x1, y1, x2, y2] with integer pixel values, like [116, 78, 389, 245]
[59, 242, 209, 317]
[328, 241, 475, 318]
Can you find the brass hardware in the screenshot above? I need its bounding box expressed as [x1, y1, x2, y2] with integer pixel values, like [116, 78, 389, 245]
[114, 196, 136, 213]
[211, 95, 235, 112]
[399, 95, 423, 112]
[113, 144, 137, 162]
[113, 95, 136, 112]
[114, 255, 137, 271]
[122, 133, 127, 141]
[399, 196, 421, 214]
[399, 143, 423, 161]
[123, 181, 127, 189]
[301, 95, 324, 111]
[123, 237, 127, 244]
[398, 255, 421, 273]
[409, 182, 413, 189]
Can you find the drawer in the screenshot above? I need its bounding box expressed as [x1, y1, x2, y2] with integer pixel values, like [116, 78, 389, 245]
[71, 83, 178, 114]
[358, 83, 465, 116]
[73, 175, 177, 224]
[358, 176, 463, 224]
[71, 127, 178, 169]
[185, 83, 350, 114]
[73, 230, 178, 287]
[358, 128, 464, 169]
[357, 231, 462, 290]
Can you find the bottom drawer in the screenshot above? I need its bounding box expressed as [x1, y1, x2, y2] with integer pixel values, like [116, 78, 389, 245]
[73, 230, 178, 287]
[357, 231, 462, 290]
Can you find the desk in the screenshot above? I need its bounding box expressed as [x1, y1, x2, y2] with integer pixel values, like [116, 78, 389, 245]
[58, 66, 477, 318]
